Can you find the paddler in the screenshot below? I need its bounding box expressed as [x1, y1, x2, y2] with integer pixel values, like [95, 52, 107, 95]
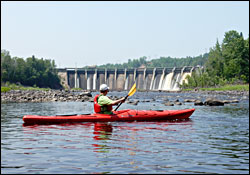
[94, 84, 126, 114]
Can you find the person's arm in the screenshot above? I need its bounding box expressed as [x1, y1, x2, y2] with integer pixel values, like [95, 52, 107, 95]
[110, 97, 126, 105]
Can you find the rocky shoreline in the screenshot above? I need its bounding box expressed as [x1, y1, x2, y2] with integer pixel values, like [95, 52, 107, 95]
[1, 90, 93, 103]
[1, 89, 249, 106]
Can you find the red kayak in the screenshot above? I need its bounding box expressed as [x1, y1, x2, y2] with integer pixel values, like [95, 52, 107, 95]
[23, 108, 195, 125]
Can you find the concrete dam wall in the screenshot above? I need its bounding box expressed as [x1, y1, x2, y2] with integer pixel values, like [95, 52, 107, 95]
[57, 66, 199, 91]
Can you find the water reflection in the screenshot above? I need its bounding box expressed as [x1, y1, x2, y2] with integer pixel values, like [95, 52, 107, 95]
[93, 123, 113, 140]
[92, 123, 113, 153]
[22, 120, 193, 154]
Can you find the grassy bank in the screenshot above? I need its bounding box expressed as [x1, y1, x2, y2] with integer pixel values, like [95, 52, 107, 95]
[1, 84, 50, 93]
[183, 84, 249, 91]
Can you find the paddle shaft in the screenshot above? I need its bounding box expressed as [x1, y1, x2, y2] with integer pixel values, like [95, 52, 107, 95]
[114, 95, 129, 111]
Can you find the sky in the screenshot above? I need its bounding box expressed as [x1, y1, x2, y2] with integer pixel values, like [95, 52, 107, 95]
[1, 1, 249, 68]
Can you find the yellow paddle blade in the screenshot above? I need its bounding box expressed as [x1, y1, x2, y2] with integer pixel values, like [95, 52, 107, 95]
[128, 83, 136, 96]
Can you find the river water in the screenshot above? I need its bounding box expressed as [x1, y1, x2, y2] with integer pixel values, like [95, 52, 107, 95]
[1, 91, 249, 174]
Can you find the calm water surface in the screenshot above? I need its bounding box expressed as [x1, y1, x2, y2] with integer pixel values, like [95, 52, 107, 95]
[1, 92, 249, 174]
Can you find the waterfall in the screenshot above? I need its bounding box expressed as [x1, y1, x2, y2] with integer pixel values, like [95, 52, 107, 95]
[172, 73, 182, 91]
[87, 75, 91, 90]
[77, 77, 79, 88]
[149, 68, 156, 90]
[93, 73, 97, 90]
[158, 69, 166, 90]
[152, 77, 157, 90]
[162, 72, 174, 90]
[124, 76, 128, 90]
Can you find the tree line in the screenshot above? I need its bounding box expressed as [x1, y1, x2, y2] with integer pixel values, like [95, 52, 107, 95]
[1, 50, 62, 89]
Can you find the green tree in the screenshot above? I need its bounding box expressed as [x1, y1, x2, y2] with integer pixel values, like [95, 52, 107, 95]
[222, 30, 248, 82]
[13, 57, 26, 83]
[205, 39, 224, 78]
[1, 50, 15, 83]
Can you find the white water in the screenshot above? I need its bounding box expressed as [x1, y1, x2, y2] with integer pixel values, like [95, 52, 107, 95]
[124, 76, 129, 90]
[93, 73, 97, 90]
[76, 77, 79, 88]
[151, 76, 158, 90]
[87, 75, 91, 90]
[158, 73, 165, 90]
[161, 72, 174, 91]
[149, 77, 154, 91]
[172, 73, 182, 91]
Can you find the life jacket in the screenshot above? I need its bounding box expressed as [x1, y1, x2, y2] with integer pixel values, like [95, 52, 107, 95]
[94, 94, 113, 113]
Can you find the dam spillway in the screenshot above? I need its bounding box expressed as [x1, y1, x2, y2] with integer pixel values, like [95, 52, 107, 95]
[57, 66, 200, 91]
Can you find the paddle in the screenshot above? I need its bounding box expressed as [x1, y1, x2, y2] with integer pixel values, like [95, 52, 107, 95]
[114, 83, 136, 111]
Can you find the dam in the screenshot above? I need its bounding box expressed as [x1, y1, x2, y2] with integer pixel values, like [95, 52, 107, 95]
[57, 66, 200, 91]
